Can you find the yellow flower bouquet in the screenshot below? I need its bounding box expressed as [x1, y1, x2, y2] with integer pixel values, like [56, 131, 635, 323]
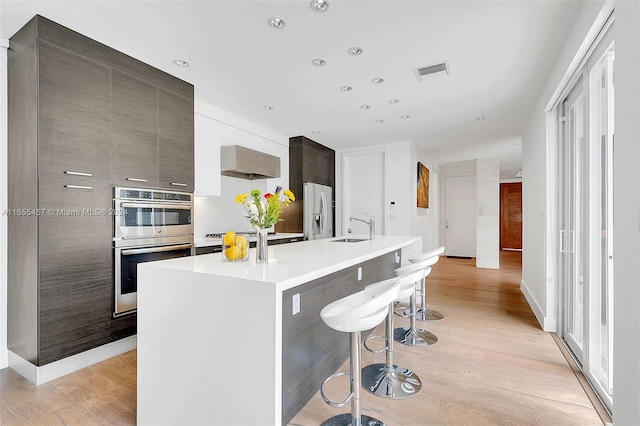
[235, 186, 295, 263]
[235, 186, 295, 230]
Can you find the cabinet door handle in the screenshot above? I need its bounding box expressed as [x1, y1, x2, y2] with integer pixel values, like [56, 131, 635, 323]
[170, 182, 187, 187]
[126, 177, 148, 182]
[64, 171, 93, 177]
[64, 185, 93, 190]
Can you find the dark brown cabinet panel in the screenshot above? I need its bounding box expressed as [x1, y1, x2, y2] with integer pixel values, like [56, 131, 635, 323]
[37, 42, 110, 182]
[8, 15, 193, 366]
[37, 180, 113, 364]
[158, 89, 194, 191]
[277, 136, 335, 234]
[110, 70, 159, 187]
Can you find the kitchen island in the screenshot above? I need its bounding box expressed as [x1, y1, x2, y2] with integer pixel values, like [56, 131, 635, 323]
[137, 235, 421, 425]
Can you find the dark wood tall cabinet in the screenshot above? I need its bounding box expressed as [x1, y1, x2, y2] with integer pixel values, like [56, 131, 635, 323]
[7, 15, 193, 366]
[276, 136, 335, 234]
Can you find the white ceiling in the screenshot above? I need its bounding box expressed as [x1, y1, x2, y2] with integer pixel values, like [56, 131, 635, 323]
[1, 1, 584, 179]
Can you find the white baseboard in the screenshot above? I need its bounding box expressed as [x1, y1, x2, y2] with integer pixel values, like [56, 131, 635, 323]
[1, 347, 8, 369]
[520, 280, 556, 331]
[8, 335, 137, 385]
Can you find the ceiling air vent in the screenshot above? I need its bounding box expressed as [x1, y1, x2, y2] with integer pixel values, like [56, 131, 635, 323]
[414, 61, 450, 81]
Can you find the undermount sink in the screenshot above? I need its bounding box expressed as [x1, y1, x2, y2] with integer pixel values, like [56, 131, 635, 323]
[331, 238, 369, 243]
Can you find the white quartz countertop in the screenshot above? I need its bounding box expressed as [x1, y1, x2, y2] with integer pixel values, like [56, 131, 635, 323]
[194, 232, 304, 247]
[144, 234, 421, 292]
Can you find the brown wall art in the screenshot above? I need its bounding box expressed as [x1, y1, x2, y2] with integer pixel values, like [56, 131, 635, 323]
[417, 162, 429, 208]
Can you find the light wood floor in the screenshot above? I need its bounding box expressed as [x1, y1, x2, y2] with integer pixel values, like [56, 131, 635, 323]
[0, 252, 602, 425]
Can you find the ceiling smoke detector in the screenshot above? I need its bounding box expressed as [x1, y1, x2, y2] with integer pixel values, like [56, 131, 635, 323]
[414, 61, 450, 81]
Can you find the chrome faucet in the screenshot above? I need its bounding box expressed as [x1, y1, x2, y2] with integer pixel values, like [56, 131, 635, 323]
[350, 214, 375, 240]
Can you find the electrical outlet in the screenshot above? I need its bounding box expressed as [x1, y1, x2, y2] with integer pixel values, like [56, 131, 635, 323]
[357, 267, 362, 281]
[292, 293, 300, 315]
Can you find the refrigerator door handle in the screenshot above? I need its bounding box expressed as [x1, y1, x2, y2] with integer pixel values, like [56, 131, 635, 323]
[320, 191, 327, 236]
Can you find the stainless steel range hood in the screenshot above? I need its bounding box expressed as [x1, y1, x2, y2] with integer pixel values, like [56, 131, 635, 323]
[220, 145, 281, 180]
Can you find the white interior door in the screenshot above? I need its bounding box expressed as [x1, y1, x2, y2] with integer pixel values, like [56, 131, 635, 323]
[343, 151, 385, 236]
[444, 176, 476, 257]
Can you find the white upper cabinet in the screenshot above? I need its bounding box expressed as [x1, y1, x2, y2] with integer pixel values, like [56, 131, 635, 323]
[194, 113, 222, 196]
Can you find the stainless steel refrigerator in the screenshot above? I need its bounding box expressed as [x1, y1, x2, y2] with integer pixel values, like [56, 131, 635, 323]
[303, 182, 333, 240]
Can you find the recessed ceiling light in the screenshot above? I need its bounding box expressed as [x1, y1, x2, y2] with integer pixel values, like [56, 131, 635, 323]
[310, 0, 330, 13]
[401, 115, 411, 119]
[263, 105, 274, 110]
[268, 17, 286, 29]
[476, 116, 487, 121]
[340, 86, 353, 92]
[372, 77, 385, 84]
[388, 99, 400, 104]
[376, 120, 384, 124]
[312, 130, 320, 134]
[348, 47, 363, 56]
[173, 59, 189, 67]
[312, 58, 326, 66]
[360, 105, 371, 110]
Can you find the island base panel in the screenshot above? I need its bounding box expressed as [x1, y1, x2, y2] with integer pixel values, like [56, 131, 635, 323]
[281, 250, 400, 425]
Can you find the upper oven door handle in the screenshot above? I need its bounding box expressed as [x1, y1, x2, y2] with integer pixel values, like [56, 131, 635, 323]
[119, 202, 193, 210]
[121, 244, 193, 255]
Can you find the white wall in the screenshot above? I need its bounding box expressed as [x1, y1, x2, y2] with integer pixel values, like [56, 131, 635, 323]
[336, 141, 437, 251]
[612, 0, 640, 423]
[193, 99, 289, 237]
[521, 0, 607, 331]
[1, 39, 8, 369]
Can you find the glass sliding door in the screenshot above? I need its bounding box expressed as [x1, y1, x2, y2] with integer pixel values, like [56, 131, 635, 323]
[587, 44, 615, 408]
[561, 84, 586, 363]
[557, 22, 614, 412]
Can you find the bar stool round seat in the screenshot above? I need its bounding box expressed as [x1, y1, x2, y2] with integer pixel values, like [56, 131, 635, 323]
[393, 258, 438, 347]
[361, 269, 425, 399]
[394, 246, 445, 322]
[319, 279, 401, 426]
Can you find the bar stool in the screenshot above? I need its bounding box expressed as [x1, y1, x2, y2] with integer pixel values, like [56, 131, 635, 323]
[361, 269, 425, 399]
[394, 246, 445, 321]
[319, 278, 401, 426]
[393, 259, 438, 347]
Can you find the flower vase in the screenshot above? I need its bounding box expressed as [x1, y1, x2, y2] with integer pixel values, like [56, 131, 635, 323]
[256, 228, 269, 263]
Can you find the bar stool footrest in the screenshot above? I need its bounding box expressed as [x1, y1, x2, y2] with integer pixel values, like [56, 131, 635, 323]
[363, 334, 388, 354]
[320, 371, 353, 408]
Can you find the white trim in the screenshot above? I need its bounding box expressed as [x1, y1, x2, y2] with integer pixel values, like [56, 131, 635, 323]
[521, 279, 557, 331]
[0, 38, 9, 48]
[545, 0, 615, 112]
[8, 335, 137, 385]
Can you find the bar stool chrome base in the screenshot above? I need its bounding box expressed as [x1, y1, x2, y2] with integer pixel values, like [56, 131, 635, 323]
[394, 305, 444, 321]
[321, 413, 384, 426]
[394, 326, 438, 347]
[361, 364, 421, 399]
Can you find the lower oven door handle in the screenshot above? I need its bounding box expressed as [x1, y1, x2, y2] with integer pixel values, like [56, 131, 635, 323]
[120, 202, 193, 210]
[121, 244, 193, 255]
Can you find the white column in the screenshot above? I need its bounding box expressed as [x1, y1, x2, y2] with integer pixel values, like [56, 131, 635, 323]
[1, 37, 9, 369]
[613, 0, 640, 423]
[476, 158, 500, 269]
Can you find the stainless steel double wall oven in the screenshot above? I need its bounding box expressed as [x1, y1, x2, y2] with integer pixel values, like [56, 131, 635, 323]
[113, 187, 193, 316]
